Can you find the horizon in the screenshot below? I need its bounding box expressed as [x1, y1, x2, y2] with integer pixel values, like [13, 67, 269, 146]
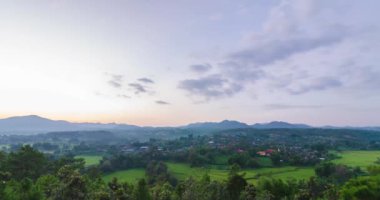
[0, 114, 379, 128]
[1, 0, 379, 126]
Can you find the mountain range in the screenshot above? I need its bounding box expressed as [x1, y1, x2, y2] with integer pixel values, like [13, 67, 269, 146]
[0, 115, 139, 135]
[0, 115, 378, 135]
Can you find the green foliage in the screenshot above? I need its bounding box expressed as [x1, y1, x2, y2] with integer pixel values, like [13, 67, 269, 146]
[228, 153, 261, 168]
[177, 177, 228, 200]
[340, 175, 380, 200]
[3, 179, 43, 200]
[35, 174, 60, 198]
[99, 154, 147, 173]
[226, 164, 247, 200]
[315, 162, 359, 184]
[239, 184, 256, 200]
[152, 183, 176, 200]
[6, 145, 48, 180]
[367, 165, 380, 176]
[2, 135, 380, 200]
[146, 161, 177, 186]
[55, 165, 88, 200]
[107, 177, 134, 200]
[134, 179, 152, 200]
[257, 178, 298, 200]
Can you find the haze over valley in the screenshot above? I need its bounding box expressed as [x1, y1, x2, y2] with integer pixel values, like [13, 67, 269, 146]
[1, 1, 380, 199]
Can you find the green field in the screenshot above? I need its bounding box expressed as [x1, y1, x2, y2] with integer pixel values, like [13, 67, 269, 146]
[167, 162, 315, 182]
[102, 162, 314, 184]
[103, 169, 146, 183]
[102, 151, 380, 183]
[332, 151, 380, 168]
[75, 155, 102, 167]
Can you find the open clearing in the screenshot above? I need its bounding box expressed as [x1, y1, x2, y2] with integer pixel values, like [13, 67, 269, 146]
[103, 169, 145, 183]
[167, 162, 314, 183]
[332, 150, 380, 168]
[102, 162, 315, 183]
[75, 155, 102, 167]
[102, 151, 380, 183]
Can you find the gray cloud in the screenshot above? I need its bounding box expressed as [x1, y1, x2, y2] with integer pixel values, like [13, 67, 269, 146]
[156, 100, 170, 105]
[264, 104, 322, 110]
[177, 0, 353, 101]
[178, 74, 243, 100]
[138, 77, 154, 84]
[128, 83, 147, 94]
[287, 77, 342, 95]
[189, 63, 212, 73]
[218, 61, 265, 83]
[108, 74, 123, 88]
[117, 94, 131, 99]
[230, 26, 347, 66]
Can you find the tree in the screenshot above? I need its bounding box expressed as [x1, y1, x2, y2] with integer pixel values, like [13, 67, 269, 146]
[257, 178, 298, 200]
[227, 164, 247, 200]
[146, 161, 177, 186]
[367, 165, 380, 176]
[270, 153, 282, 166]
[6, 145, 48, 180]
[240, 184, 256, 200]
[54, 165, 88, 200]
[107, 177, 133, 200]
[3, 178, 43, 200]
[315, 162, 356, 184]
[152, 182, 174, 200]
[134, 179, 151, 200]
[340, 175, 380, 200]
[35, 174, 59, 199]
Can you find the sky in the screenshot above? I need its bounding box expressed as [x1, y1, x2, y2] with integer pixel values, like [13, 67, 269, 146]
[0, 0, 379, 126]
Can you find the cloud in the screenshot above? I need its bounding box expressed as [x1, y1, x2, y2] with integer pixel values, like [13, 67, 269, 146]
[138, 77, 154, 84]
[263, 104, 322, 110]
[189, 63, 212, 73]
[128, 83, 147, 94]
[178, 0, 357, 101]
[218, 61, 265, 83]
[287, 77, 342, 95]
[230, 26, 347, 66]
[178, 74, 243, 100]
[117, 94, 131, 99]
[107, 74, 123, 88]
[156, 100, 170, 105]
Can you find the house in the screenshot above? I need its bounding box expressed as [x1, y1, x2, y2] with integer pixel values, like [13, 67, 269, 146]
[265, 149, 275, 155]
[257, 149, 276, 156]
[236, 148, 244, 153]
[257, 151, 266, 156]
[139, 146, 149, 151]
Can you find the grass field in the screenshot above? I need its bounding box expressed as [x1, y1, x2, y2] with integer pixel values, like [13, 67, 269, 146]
[103, 169, 145, 183]
[75, 155, 102, 167]
[102, 151, 380, 183]
[102, 162, 315, 184]
[165, 162, 314, 183]
[332, 151, 380, 168]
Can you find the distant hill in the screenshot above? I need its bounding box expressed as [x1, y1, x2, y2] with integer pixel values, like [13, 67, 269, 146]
[183, 120, 250, 130]
[0, 115, 139, 135]
[321, 125, 380, 132]
[0, 115, 378, 135]
[251, 121, 311, 129]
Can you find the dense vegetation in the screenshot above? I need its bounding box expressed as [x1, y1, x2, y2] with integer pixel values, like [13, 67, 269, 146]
[1, 128, 380, 199]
